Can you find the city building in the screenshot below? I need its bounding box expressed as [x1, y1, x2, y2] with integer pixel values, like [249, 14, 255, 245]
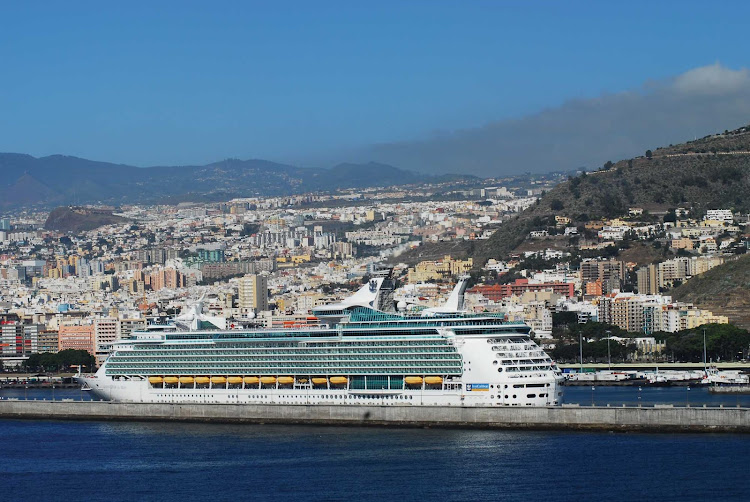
[238, 274, 269, 314]
[58, 324, 95, 354]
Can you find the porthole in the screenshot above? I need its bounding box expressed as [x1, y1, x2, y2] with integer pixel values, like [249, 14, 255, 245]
[493, 361, 498, 365]
[497, 368, 503, 372]
[512, 395, 516, 399]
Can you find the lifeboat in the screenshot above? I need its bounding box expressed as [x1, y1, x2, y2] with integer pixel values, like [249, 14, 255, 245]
[163, 376, 179, 385]
[148, 376, 163, 385]
[311, 377, 328, 385]
[278, 376, 294, 385]
[260, 376, 277, 385]
[424, 376, 443, 385]
[329, 376, 348, 385]
[244, 376, 259, 385]
[211, 376, 227, 385]
[179, 376, 195, 385]
[227, 376, 243, 385]
[404, 376, 423, 385]
[195, 377, 210, 385]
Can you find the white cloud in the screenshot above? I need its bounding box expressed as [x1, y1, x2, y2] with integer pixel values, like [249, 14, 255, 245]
[671, 62, 750, 95]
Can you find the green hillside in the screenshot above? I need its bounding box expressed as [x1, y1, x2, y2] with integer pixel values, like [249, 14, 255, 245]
[476, 124, 750, 262]
[670, 254, 750, 329]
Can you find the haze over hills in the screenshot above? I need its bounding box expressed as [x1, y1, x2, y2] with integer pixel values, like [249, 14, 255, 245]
[338, 64, 750, 177]
[0, 154, 475, 209]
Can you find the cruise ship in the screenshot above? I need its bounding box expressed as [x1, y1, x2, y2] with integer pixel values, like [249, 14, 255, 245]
[79, 273, 564, 407]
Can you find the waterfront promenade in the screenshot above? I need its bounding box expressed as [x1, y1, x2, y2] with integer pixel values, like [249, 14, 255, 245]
[1, 400, 748, 433]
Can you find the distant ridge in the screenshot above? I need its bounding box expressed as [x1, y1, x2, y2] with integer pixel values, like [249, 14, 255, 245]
[0, 154, 477, 209]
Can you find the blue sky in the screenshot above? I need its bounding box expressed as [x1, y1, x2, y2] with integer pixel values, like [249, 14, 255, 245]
[1, 1, 749, 173]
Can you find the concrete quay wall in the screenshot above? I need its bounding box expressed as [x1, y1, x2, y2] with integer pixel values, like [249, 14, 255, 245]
[1, 401, 749, 432]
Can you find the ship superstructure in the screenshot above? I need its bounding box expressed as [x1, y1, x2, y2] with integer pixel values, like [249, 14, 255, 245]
[79, 274, 564, 407]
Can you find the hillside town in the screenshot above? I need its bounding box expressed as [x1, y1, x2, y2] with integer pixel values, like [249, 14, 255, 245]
[1, 177, 748, 370]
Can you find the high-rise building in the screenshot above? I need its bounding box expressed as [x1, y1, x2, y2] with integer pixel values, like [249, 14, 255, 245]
[38, 330, 60, 353]
[94, 318, 119, 366]
[145, 268, 185, 291]
[580, 259, 625, 294]
[238, 274, 269, 314]
[636, 265, 658, 295]
[58, 324, 95, 354]
[1, 323, 25, 356]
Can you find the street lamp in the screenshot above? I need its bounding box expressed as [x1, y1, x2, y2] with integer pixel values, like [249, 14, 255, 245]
[579, 330, 584, 372]
[638, 386, 642, 407]
[606, 330, 612, 371]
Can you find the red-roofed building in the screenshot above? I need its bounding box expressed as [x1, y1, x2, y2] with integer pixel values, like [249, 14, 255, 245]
[468, 279, 575, 301]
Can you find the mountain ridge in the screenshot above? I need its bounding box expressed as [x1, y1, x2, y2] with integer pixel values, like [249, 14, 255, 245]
[0, 153, 476, 208]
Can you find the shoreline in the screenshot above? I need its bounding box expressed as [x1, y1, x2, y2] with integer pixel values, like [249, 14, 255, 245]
[1, 400, 749, 433]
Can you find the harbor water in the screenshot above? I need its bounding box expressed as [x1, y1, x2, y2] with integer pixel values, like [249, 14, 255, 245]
[2, 418, 750, 502]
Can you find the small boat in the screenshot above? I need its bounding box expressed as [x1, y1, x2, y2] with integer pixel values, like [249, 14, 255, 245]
[211, 376, 227, 385]
[244, 376, 259, 385]
[195, 377, 211, 385]
[404, 376, 423, 385]
[311, 377, 328, 385]
[329, 376, 347, 385]
[260, 376, 277, 385]
[277, 376, 294, 385]
[148, 376, 163, 385]
[702, 366, 750, 385]
[179, 376, 194, 385]
[163, 376, 179, 385]
[424, 376, 443, 385]
[227, 377, 243, 385]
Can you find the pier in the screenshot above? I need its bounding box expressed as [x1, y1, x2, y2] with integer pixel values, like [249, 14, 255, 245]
[1, 400, 749, 433]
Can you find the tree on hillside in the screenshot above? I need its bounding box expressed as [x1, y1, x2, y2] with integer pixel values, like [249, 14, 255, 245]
[646, 149, 653, 159]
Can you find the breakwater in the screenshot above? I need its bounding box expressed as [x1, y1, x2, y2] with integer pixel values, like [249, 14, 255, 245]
[1, 400, 749, 432]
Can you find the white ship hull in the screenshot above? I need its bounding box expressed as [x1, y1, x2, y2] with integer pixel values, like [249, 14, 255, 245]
[79, 370, 563, 407]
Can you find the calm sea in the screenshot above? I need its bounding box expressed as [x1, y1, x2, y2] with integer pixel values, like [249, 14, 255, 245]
[2, 419, 749, 502]
[2, 387, 750, 501]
